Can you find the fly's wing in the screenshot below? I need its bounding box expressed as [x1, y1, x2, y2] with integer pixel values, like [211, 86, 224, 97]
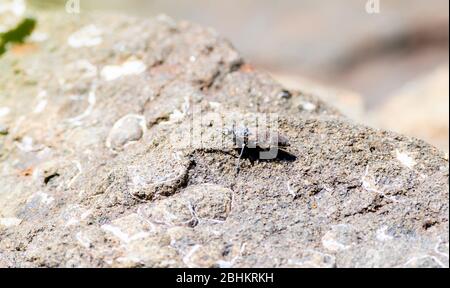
[248, 128, 289, 149]
[277, 134, 290, 147]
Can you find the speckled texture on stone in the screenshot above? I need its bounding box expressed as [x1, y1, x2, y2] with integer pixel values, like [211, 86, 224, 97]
[0, 12, 448, 268]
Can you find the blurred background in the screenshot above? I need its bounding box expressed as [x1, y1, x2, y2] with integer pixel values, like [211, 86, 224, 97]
[2, 0, 449, 151]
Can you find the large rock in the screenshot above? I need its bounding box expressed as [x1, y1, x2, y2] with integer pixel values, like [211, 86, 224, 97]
[0, 11, 448, 268]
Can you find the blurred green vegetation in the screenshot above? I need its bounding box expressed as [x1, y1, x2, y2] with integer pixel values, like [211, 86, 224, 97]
[0, 18, 36, 56]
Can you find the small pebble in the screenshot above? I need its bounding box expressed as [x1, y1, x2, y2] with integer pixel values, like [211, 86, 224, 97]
[106, 115, 145, 151]
[299, 101, 317, 112]
[101, 59, 146, 81]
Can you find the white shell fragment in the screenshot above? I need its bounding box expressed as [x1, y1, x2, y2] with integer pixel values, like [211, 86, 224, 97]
[0, 217, 22, 228]
[101, 60, 147, 81]
[0, 0, 26, 16]
[34, 191, 55, 205]
[101, 213, 152, 243]
[33, 90, 48, 114]
[66, 89, 96, 125]
[0, 107, 11, 118]
[299, 101, 317, 112]
[396, 150, 416, 169]
[68, 25, 103, 48]
[15, 136, 35, 152]
[29, 31, 49, 43]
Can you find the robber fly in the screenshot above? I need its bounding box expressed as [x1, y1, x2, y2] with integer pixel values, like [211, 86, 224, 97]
[223, 124, 291, 173]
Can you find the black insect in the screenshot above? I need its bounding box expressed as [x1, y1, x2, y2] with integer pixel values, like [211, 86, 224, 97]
[223, 125, 295, 173]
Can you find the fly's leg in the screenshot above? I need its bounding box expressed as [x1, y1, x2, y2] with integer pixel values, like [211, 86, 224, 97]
[236, 143, 246, 173]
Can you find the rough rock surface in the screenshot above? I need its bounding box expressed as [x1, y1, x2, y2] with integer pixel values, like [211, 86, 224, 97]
[0, 12, 448, 268]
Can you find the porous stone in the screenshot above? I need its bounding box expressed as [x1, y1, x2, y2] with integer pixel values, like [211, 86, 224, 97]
[0, 10, 448, 268]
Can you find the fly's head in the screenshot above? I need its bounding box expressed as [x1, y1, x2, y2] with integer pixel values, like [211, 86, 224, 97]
[222, 124, 289, 150]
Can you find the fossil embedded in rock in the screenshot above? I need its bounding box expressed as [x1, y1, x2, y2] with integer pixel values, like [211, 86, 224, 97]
[106, 114, 146, 151]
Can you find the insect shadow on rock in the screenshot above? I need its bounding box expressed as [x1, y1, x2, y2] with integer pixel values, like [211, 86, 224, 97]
[223, 125, 296, 173]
